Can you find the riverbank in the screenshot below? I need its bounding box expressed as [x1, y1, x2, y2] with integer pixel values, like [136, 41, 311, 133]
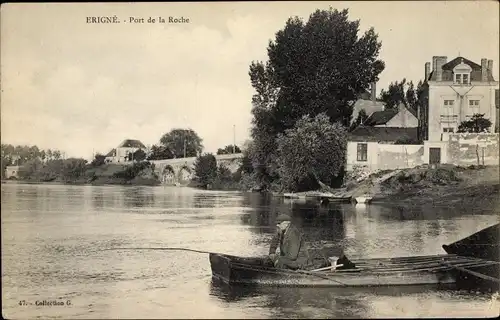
[284, 165, 499, 206]
[2, 162, 161, 187]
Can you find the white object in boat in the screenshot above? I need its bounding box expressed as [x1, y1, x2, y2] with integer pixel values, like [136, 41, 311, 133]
[355, 196, 372, 204]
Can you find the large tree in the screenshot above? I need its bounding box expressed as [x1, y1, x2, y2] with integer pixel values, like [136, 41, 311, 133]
[248, 8, 384, 188]
[159, 129, 203, 158]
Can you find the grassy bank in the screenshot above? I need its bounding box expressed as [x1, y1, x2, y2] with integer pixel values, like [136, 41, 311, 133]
[281, 164, 499, 207]
[345, 164, 499, 206]
[8, 161, 161, 187]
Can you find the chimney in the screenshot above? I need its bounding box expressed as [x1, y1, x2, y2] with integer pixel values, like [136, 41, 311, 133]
[435, 56, 447, 81]
[371, 82, 376, 104]
[481, 58, 488, 82]
[487, 59, 493, 78]
[432, 56, 439, 70]
[425, 62, 431, 81]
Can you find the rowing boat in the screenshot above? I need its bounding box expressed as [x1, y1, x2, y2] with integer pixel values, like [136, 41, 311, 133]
[442, 223, 499, 262]
[441, 223, 500, 290]
[209, 253, 497, 287]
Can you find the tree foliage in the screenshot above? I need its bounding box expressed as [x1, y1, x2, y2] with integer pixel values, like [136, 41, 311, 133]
[159, 129, 203, 158]
[379, 78, 425, 112]
[276, 113, 347, 192]
[1, 144, 64, 166]
[192, 153, 218, 188]
[247, 8, 383, 189]
[127, 149, 147, 162]
[91, 153, 106, 167]
[2, 144, 65, 178]
[18, 158, 87, 181]
[216, 145, 242, 155]
[457, 114, 492, 133]
[133, 149, 147, 162]
[147, 145, 174, 160]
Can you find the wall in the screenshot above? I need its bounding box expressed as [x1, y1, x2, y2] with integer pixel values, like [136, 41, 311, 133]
[346, 141, 379, 171]
[427, 83, 498, 142]
[5, 166, 20, 179]
[347, 142, 424, 172]
[377, 144, 424, 170]
[447, 133, 499, 166]
[382, 107, 418, 128]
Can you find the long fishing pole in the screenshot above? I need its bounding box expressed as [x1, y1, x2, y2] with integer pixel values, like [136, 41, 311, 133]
[104, 247, 221, 255]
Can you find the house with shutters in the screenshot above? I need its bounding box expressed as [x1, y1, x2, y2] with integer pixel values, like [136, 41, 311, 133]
[420, 56, 498, 164]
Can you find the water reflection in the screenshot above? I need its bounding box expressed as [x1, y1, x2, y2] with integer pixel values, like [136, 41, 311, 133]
[209, 279, 457, 319]
[123, 187, 155, 208]
[2, 183, 499, 319]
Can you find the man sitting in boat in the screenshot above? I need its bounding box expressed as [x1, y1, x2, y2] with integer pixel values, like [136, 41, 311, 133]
[268, 214, 312, 270]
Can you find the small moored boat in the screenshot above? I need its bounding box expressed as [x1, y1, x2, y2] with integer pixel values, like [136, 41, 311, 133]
[354, 195, 372, 204]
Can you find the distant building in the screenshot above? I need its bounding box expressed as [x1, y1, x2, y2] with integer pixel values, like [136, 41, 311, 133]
[363, 102, 419, 128]
[5, 165, 20, 179]
[104, 139, 147, 163]
[351, 82, 386, 125]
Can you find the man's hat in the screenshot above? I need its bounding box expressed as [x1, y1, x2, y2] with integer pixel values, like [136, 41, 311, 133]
[276, 214, 291, 222]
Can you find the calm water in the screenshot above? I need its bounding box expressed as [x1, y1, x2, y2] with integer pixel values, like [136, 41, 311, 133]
[2, 183, 499, 319]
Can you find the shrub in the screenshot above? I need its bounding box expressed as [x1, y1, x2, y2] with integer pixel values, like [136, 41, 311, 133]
[192, 153, 218, 188]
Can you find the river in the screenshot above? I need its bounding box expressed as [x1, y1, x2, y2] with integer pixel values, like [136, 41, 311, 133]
[2, 183, 499, 319]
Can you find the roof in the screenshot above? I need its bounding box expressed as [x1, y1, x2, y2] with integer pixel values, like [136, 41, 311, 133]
[105, 148, 116, 157]
[118, 139, 146, 148]
[363, 108, 399, 126]
[348, 126, 419, 142]
[428, 56, 495, 82]
[351, 96, 386, 124]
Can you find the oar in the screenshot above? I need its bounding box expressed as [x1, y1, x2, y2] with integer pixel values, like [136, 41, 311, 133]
[310, 264, 344, 272]
[441, 262, 500, 283]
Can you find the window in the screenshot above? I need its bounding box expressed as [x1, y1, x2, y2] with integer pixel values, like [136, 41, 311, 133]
[443, 128, 454, 133]
[455, 73, 470, 85]
[462, 74, 469, 84]
[357, 143, 367, 162]
[469, 100, 480, 106]
[444, 100, 455, 106]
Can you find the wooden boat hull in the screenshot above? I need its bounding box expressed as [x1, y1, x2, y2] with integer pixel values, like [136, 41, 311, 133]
[208, 253, 497, 288]
[442, 223, 500, 290]
[442, 223, 499, 262]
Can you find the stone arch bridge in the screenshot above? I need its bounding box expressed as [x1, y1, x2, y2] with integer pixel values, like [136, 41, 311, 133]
[150, 153, 243, 185]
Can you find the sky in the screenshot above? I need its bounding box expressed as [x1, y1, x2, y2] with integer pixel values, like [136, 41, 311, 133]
[1, 1, 499, 160]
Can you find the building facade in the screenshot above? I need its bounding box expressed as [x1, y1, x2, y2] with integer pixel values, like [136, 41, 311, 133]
[423, 56, 498, 142]
[104, 139, 147, 163]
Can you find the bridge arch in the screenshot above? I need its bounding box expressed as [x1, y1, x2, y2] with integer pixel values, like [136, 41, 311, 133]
[177, 165, 193, 184]
[161, 165, 176, 185]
